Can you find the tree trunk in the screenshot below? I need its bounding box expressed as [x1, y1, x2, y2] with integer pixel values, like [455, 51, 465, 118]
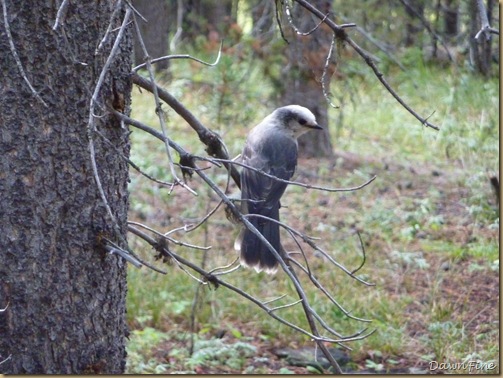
[133, 0, 170, 72]
[403, 0, 425, 47]
[0, 1, 132, 374]
[443, 0, 459, 41]
[469, 0, 493, 76]
[182, 0, 234, 41]
[280, 0, 334, 158]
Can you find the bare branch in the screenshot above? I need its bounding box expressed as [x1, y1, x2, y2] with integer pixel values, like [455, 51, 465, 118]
[103, 240, 144, 269]
[0, 354, 12, 366]
[170, 0, 184, 50]
[275, 0, 289, 44]
[131, 73, 242, 187]
[133, 41, 222, 72]
[128, 221, 211, 251]
[128, 225, 206, 284]
[321, 36, 339, 109]
[350, 231, 367, 275]
[52, 0, 70, 30]
[288, 256, 372, 323]
[95, 129, 176, 188]
[247, 213, 374, 287]
[291, 0, 440, 131]
[284, 0, 330, 36]
[210, 157, 376, 193]
[339, 14, 406, 70]
[132, 13, 196, 196]
[87, 6, 132, 249]
[128, 223, 369, 346]
[95, 0, 124, 54]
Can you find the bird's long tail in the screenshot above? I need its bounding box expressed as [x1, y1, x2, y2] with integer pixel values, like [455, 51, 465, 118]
[235, 205, 281, 273]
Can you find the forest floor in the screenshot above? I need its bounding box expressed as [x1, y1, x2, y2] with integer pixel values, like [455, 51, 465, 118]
[126, 150, 499, 374]
[125, 54, 499, 374]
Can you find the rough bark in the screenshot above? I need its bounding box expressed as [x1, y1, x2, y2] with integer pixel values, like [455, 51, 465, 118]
[0, 1, 132, 374]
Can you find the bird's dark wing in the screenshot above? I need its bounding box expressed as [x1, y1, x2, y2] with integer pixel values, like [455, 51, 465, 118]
[241, 136, 297, 214]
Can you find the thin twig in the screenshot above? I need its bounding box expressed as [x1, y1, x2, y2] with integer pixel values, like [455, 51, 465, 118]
[128, 225, 206, 284]
[284, 1, 329, 36]
[351, 231, 367, 274]
[247, 213, 374, 286]
[95, 0, 124, 54]
[128, 221, 211, 251]
[275, 0, 289, 44]
[95, 129, 176, 188]
[87, 7, 132, 248]
[287, 256, 372, 323]
[131, 73, 242, 188]
[210, 157, 376, 193]
[132, 12, 196, 196]
[129, 223, 371, 345]
[292, 0, 440, 131]
[321, 36, 339, 109]
[52, 0, 70, 30]
[398, 0, 455, 62]
[133, 42, 222, 72]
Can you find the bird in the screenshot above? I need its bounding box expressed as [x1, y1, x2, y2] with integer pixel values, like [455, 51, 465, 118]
[234, 105, 322, 273]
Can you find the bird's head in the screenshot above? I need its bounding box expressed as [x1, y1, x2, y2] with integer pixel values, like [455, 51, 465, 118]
[273, 105, 322, 138]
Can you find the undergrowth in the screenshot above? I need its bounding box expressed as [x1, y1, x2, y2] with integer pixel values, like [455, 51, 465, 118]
[125, 47, 499, 373]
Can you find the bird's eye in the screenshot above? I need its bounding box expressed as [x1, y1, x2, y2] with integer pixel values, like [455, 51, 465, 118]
[299, 118, 307, 125]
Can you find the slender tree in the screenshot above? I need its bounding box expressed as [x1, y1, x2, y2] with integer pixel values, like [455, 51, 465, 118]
[0, 1, 132, 373]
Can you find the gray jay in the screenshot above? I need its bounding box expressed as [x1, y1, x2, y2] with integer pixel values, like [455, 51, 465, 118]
[234, 105, 322, 273]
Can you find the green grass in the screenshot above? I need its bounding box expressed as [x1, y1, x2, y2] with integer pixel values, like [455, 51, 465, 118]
[125, 50, 499, 373]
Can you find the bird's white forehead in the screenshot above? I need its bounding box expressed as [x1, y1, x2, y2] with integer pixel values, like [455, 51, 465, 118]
[277, 104, 316, 122]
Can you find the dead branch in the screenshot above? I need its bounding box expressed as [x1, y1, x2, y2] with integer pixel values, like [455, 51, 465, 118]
[209, 157, 376, 193]
[131, 73, 242, 187]
[52, 0, 71, 30]
[291, 0, 441, 131]
[132, 43, 222, 72]
[132, 12, 196, 196]
[119, 110, 375, 371]
[87, 7, 132, 249]
[95, 0, 124, 54]
[127, 224, 372, 347]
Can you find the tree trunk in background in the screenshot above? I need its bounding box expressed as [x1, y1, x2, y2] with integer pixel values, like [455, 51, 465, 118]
[251, 0, 275, 37]
[182, 0, 234, 41]
[403, 0, 425, 46]
[443, 0, 459, 41]
[0, 1, 132, 373]
[280, 0, 334, 158]
[469, 0, 493, 76]
[133, 0, 170, 72]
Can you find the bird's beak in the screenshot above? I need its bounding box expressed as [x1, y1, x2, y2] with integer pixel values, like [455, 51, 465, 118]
[308, 123, 323, 130]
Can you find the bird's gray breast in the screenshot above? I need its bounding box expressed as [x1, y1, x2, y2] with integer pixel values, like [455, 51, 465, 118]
[241, 131, 298, 210]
